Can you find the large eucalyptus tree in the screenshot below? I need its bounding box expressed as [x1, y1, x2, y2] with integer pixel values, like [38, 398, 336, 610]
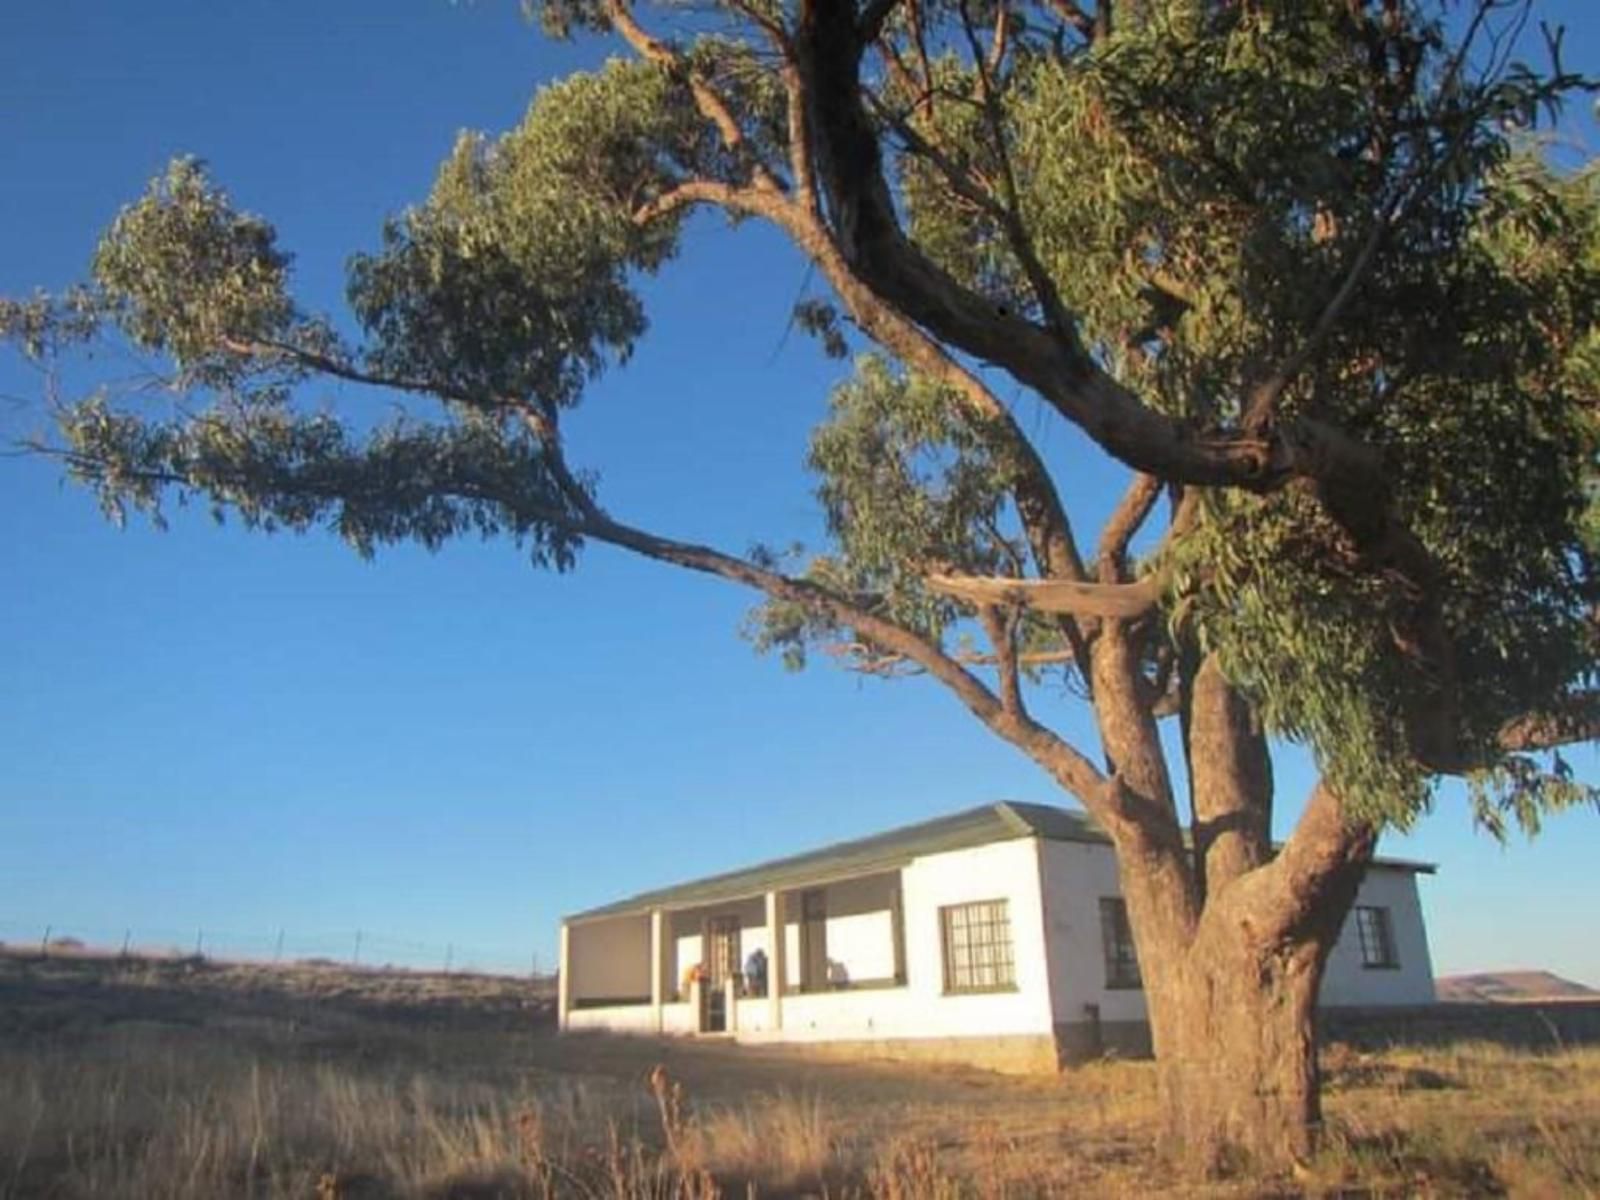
[6, 0, 1599, 1170]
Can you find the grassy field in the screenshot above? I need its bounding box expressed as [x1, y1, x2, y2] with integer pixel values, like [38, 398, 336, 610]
[1, 952, 1597, 1198]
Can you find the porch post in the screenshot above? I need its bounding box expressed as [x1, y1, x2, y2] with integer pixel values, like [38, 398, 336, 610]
[650, 908, 665, 1034]
[891, 871, 908, 985]
[766, 889, 785, 1032]
[558, 922, 571, 1031]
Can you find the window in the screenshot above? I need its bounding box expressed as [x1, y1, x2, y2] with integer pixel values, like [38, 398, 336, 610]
[1355, 906, 1399, 969]
[1099, 897, 1142, 990]
[940, 899, 1015, 993]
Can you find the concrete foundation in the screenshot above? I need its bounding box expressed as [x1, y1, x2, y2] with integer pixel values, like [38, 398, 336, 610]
[1053, 1018, 1152, 1064]
[749, 1031, 1062, 1074]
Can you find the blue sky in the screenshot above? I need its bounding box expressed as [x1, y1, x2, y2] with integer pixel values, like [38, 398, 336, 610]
[2, 2, 1598, 984]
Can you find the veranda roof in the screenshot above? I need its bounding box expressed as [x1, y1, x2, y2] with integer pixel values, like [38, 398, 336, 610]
[564, 800, 1434, 925]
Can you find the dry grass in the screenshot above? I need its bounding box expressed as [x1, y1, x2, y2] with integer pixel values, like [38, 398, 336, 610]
[1, 953, 1597, 1197]
[1306, 1040, 1600, 1198]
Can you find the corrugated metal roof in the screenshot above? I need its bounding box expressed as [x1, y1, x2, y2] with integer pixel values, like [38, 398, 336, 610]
[565, 801, 1095, 923]
[564, 800, 1434, 925]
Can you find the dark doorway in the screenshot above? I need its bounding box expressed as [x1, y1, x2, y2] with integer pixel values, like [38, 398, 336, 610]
[702, 915, 740, 1032]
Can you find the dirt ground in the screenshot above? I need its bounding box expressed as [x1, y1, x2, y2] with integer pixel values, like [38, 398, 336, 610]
[1, 950, 1597, 1197]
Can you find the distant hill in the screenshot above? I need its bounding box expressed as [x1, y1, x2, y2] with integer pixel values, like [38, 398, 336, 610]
[1437, 971, 1599, 1003]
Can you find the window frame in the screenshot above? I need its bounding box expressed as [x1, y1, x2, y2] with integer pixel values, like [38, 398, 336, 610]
[939, 898, 1017, 995]
[1354, 905, 1400, 970]
[1099, 896, 1142, 991]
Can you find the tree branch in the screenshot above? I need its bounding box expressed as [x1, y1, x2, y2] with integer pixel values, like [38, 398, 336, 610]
[957, 0, 1076, 341]
[44, 429, 1113, 810]
[927, 570, 1160, 618]
[978, 604, 1025, 716]
[1185, 653, 1273, 900]
[1044, 0, 1095, 40]
[1215, 780, 1376, 947]
[631, 178, 752, 225]
[858, 0, 900, 42]
[1088, 622, 1197, 935]
[865, 91, 1009, 228]
[726, 0, 790, 52]
[496, 504, 1118, 805]
[986, 3, 1010, 77]
[1241, 0, 1521, 434]
[1497, 692, 1600, 753]
[782, 58, 821, 216]
[224, 334, 608, 526]
[222, 336, 474, 407]
[626, 169, 1091, 605]
[606, 0, 785, 194]
[793, 3, 1477, 773]
[1240, 207, 1397, 434]
[791, 3, 1449, 646]
[516, 401, 604, 525]
[1095, 473, 1162, 584]
[825, 640, 1076, 677]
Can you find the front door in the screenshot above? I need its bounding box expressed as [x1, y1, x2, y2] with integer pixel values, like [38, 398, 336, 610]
[702, 915, 740, 1032]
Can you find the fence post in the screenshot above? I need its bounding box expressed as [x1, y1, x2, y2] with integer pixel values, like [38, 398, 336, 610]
[121, 929, 131, 959]
[194, 929, 204, 959]
[40, 924, 51, 958]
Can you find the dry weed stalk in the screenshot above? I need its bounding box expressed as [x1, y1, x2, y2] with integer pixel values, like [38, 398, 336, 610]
[648, 1063, 689, 1164]
[1533, 1114, 1600, 1198]
[866, 1136, 963, 1200]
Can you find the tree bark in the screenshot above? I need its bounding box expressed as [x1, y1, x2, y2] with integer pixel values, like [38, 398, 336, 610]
[1186, 652, 1273, 897]
[1086, 622, 1197, 1054]
[1145, 781, 1377, 1172]
[1157, 930, 1329, 1171]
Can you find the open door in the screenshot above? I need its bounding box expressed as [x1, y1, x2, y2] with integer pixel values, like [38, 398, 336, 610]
[702, 915, 740, 1032]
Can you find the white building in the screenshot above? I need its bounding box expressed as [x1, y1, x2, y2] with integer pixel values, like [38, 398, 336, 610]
[559, 802, 1435, 1071]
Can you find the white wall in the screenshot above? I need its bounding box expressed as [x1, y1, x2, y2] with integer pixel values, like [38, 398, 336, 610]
[1321, 865, 1436, 1006]
[904, 838, 1054, 1035]
[567, 914, 651, 1002]
[571, 841, 1057, 1044]
[661, 1002, 697, 1034]
[747, 839, 1055, 1043]
[565, 1000, 699, 1034]
[771, 872, 899, 989]
[566, 1001, 658, 1032]
[735, 995, 772, 1033]
[784, 910, 800, 989]
[1037, 840, 1149, 1027]
[819, 873, 898, 983]
[1037, 842, 1437, 1021]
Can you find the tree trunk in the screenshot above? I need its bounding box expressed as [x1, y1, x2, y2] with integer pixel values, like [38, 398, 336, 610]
[1142, 780, 1376, 1174]
[1155, 932, 1329, 1172]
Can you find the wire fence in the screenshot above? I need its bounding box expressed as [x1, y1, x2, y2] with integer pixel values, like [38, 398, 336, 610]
[0, 918, 547, 979]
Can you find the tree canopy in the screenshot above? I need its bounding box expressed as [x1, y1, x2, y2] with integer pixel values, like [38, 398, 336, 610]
[10, 1, 1595, 830]
[6, 0, 1599, 1164]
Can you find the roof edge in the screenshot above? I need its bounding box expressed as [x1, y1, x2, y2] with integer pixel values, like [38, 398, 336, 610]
[1366, 856, 1437, 875]
[561, 801, 1438, 924]
[992, 801, 1040, 839]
